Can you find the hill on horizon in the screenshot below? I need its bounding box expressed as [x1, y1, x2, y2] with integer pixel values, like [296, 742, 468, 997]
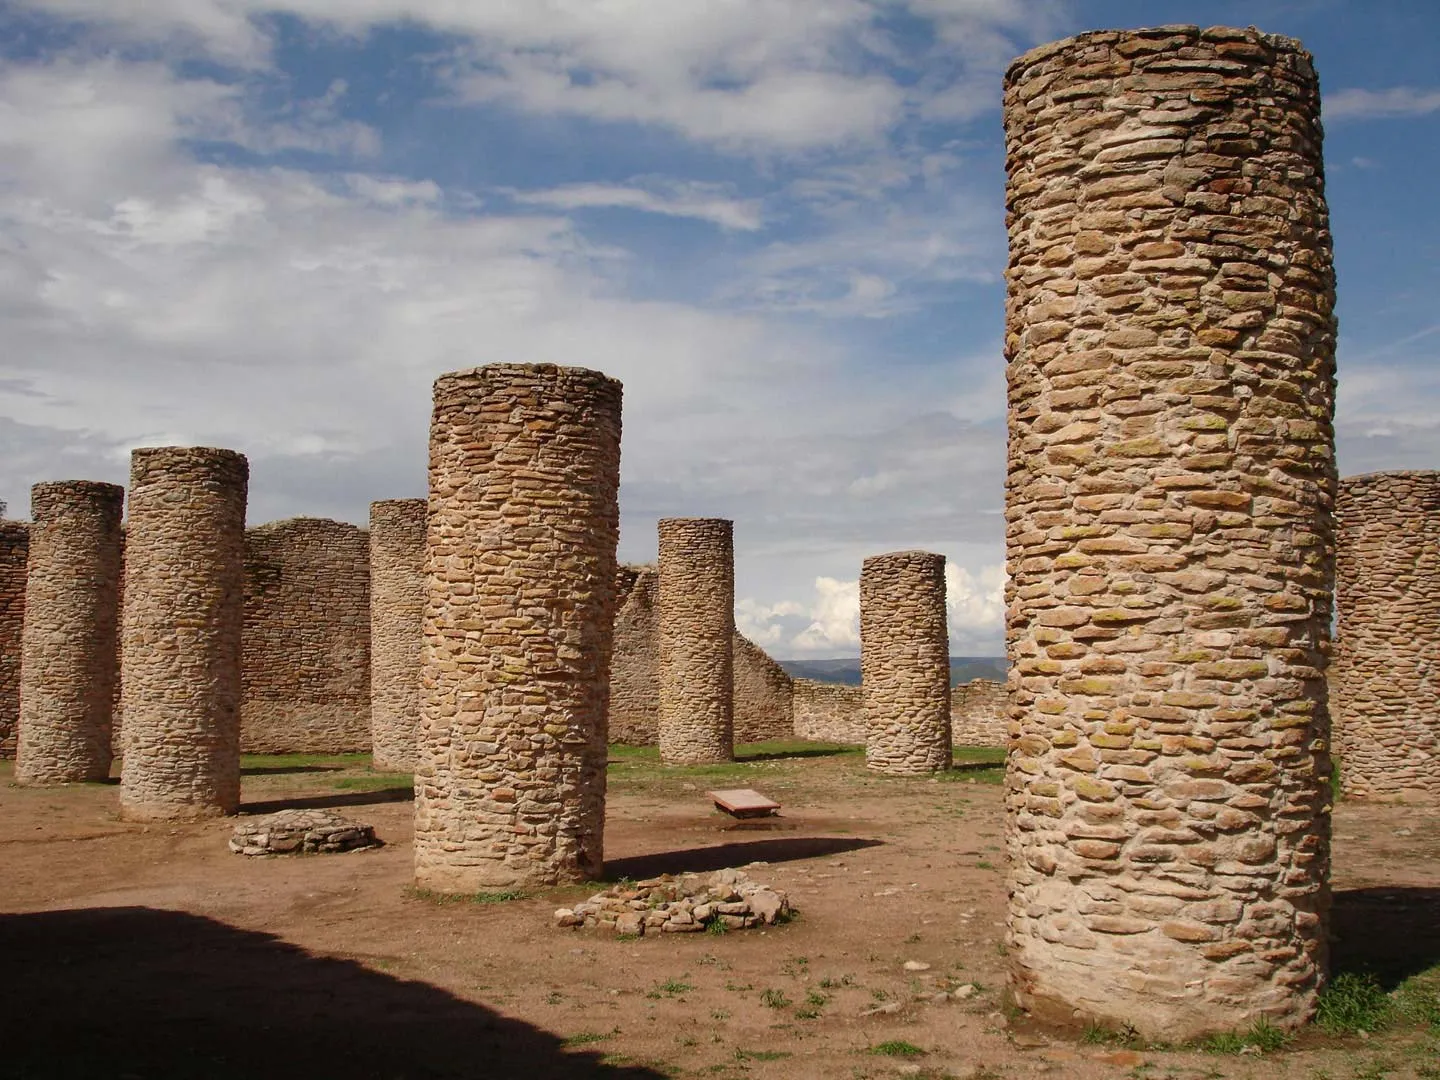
[778, 655, 1006, 687]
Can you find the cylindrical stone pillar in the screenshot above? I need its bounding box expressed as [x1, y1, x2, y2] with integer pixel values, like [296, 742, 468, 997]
[370, 498, 426, 771]
[1333, 472, 1440, 801]
[15, 482, 124, 784]
[657, 517, 735, 765]
[0, 521, 29, 759]
[119, 447, 249, 821]
[1003, 27, 1335, 1040]
[415, 364, 621, 892]
[861, 550, 951, 775]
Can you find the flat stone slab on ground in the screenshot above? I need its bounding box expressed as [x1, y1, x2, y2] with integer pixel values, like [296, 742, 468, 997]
[229, 809, 381, 856]
[709, 788, 781, 818]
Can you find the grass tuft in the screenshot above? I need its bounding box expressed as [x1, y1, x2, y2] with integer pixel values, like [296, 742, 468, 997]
[868, 1040, 925, 1058]
[1316, 972, 1394, 1035]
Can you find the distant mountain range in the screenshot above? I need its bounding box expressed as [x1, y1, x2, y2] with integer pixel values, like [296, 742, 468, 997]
[779, 656, 1007, 687]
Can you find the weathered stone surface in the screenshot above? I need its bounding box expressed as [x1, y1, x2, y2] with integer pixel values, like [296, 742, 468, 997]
[657, 518, 735, 764]
[792, 678, 864, 743]
[1332, 471, 1440, 801]
[230, 808, 380, 856]
[413, 364, 621, 893]
[862, 550, 952, 775]
[119, 447, 249, 822]
[16, 482, 124, 784]
[554, 868, 788, 937]
[0, 521, 27, 758]
[1003, 26, 1335, 1040]
[242, 518, 370, 754]
[369, 498, 426, 771]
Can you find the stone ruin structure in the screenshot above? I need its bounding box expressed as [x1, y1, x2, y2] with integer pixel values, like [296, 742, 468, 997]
[413, 364, 621, 892]
[656, 518, 736, 764]
[241, 517, 371, 754]
[369, 498, 426, 771]
[119, 447, 249, 821]
[0, 520, 29, 758]
[16, 482, 124, 785]
[1332, 471, 1440, 801]
[230, 808, 380, 856]
[1002, 27, 1335, 1038]
[791, 678, 864, 743]
[951, 679, 1008, 745]
[554, 868, 790, 937]
[861, 550, 952, 775]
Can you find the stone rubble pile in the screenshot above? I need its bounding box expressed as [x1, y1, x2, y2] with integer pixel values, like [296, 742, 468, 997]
[229, 808, 380, 856]
[554, 868, 789, 937]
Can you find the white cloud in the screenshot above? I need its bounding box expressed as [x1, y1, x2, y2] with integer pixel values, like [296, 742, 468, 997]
[513, 180, 763, 231]
[1325, 87, 1440, 121]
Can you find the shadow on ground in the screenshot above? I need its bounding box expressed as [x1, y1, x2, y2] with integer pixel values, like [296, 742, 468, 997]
[240, 764, 345, 777]
[1331, 885, 1440, 988]
[606, 835, 882, 879]
[735, 747, 858, 763]
[0, 907, 669, 1080]
[242, 786, 414, 815]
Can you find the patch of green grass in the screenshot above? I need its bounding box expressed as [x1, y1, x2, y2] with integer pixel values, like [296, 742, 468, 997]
[805, 990, 830, 1008]
[332, 773, 412, 791]
[1395, 969, 1440, 1029]
[759, 988, 792, 1009]
[646, 979, 694, 1000]
[406, 886, 529, 905]
[734, 1049, 792, 1062]
[240, 752, 371, 770]
[868, 1040, 925, 1058]
[1081, 1022, 1139, 1047]
[1198, 1018, 1291, 1054]
[705, 917, 729, 936]
[1317, 972, 1394, 1035]
[562, 1031, 613, 1047]
[819, 974, 855, 989]
[1351, 1059, 1396, 1080]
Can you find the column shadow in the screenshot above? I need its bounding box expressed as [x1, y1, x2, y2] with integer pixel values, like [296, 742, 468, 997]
[605, 835, 882, 880]
[0, 907, 669, 1080]
[1331, 885, 1440, 988]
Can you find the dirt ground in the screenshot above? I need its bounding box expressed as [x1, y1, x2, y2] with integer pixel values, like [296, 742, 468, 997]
[0, 744, 1437, 1080]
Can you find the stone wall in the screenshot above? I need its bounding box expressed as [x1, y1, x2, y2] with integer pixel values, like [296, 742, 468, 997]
[732, 633, 794, 743]
[861, 550, 952, 775]
[1332, 471, 1440, 800]
[0, 521, 28, 758]
[120, 447, 249, 821]
[610, 563, 659, 744]
[951, 678, 1008, 746]
[792, 678, 865, 744]
[414, 364, 621, 892]
[370, 498, 426, 771]
[1002, 27, 1335, 1039]
[657, 518, 735, 764]
[241, 518, 371, 754]
[16, 482, 124, 784]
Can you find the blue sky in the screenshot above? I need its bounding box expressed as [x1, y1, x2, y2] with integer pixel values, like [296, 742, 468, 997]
[0, 1, 1436, 658]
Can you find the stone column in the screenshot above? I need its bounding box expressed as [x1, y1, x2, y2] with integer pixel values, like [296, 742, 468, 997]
[370, 498, 426, 771]
[657, 518, 735, 764]
[861, 550, 951, 775]
[1003, 27, 1335, 1039]
[15, 482, 124, 784]
[1332, 471, 1440, 801]
[119, 447, 248, 821]
[0, 521, 29, 758]
[414, 364, 621, 893]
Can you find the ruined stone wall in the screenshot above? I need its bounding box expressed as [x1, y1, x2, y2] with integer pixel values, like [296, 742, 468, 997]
[414, 364, 621, 892]
[733, 634, 794, 743]
[791, 678, 865, 744]
[16, 482, 124, 784]
[1002, 27, 1335, 1039]
[609, 563, 659, 745]
[657, 518, 735, 764]
[119, 447, 249, 821]
[1332, 471, 1440, 800]
[241, 518, 371, 754]
[370, 499, 426, 771]
[861, 550, 951, 774]
[0, 521, 28, 758]
[952, 678, 1009, 746]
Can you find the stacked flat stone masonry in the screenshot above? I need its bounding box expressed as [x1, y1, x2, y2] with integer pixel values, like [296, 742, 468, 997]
[0, 521, 28, 758]
[241, 518, 371, 754]
[414, 364, 621, 892]
[370, 499, 426, 771]
[610, 564, 660, 745]
[951, 679, 1009, 746]
[792, 678, 865, 744]
[1332, 471, 1440, 801]
[120, 447, 249, 821]
[16, 482, 124, 784]
[732, 634, 795, 742]
[657, 518, 735, 764]
[861, 551, 952, 775]
[1003, 27, 1336, 1038]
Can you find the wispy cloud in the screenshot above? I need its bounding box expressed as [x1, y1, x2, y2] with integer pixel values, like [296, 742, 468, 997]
[1325, 86, 1440, 120]
[512, 180, 763, 231]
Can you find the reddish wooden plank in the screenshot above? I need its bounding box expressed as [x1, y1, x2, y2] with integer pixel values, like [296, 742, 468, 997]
[709, 788, 781, 818]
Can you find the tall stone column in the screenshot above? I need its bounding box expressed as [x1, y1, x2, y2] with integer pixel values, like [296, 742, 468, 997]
[0, 521, 29, 759]
[415, 364, 621, 892]
[1332, 471, 1440, 801]
[1003, 27, 1335, 1039]
[16, 482, 124, 784]
[370, 498, 426, 771]
[861, 550, 951, 775]
[657, 517, 735, 765]
[119, 447, 248, 821]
